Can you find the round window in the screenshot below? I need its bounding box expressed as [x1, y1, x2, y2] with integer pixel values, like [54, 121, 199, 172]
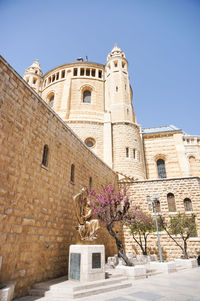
[85, 138, 95, 148]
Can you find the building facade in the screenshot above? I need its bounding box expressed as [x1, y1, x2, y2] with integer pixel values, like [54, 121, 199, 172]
[23, 45, 200, 181]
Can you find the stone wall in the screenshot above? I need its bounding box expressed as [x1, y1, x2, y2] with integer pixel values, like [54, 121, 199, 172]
[121, 177, 200, 259]
[0, 56, 117, 296]
[66, 121, 104, 161]
[143, 132, 185, 179]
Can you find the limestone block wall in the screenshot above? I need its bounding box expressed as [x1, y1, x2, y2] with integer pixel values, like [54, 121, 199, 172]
[121, 177, 200, 260]
[0, 56, 117, 297]
[66, 121, 104, 161]
[143, 133, 183, 179]
[112, 123, 146, 179]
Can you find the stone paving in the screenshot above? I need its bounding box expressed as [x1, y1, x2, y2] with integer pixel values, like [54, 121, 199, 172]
[15, 267, 200, 301]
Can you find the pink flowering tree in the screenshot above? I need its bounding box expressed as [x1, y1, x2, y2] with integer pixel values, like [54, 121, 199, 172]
[159, 213, 197, 259]
[124, 209, 158, 255]
[88, 183, 133, 266]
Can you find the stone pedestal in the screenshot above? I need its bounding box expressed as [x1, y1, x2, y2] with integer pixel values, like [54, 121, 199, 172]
[149, 261, 176, 273]
[68, 245, 105, 282]
[175, 258, 198, 268]
[116, 265, 147, 279]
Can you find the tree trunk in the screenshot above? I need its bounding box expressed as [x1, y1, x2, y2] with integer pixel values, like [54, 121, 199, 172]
[143, 234, 148, 255]
[107, 224, 133, 266]
[183, 240, 188, 259]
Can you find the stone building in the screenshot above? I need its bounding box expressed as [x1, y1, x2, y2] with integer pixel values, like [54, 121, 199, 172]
[24, 44, 200, 181]
[23, 44, 200, 260]
[0, 45, 199, 296]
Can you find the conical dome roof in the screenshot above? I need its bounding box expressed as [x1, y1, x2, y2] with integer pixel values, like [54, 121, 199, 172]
[24, 59, 43, 77]
[107, 44, 126, 61]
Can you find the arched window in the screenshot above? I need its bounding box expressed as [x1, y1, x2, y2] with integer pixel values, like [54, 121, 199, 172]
[189, 156, 196, 176]
[49, 95, 54, 108]
[70, 164, 75, 183]
[157, 159, 167, 179]
[155, 200, 161, 212]
[42, 145, 49, 167]
[167, 193, 176, 212]
[184, 198, 193, 211]
[83, 90, 91, 103]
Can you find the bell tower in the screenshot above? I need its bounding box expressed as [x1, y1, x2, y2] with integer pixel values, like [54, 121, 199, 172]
[23, 59, 43, 96]
[105, 44, 146, 179]
[105, 44, 136, 123]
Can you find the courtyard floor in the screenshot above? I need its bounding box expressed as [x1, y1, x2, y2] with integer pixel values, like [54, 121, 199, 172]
[15, 267, 200, 301]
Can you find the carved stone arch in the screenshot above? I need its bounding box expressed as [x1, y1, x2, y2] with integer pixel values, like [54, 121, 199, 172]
[154, 154, 167, 162]
[80, 84, 96, 92]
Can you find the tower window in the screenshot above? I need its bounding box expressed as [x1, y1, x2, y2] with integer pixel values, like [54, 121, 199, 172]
[56, 72, 59, 80]
[122, 62, 125, 68]
[42, 145, 49, 167]
[33, 78, 37, 84]
[83, 90, 91, 103]
[48, 77, 51, 84]
[52, 74, 55, 82]
[35, 70, 38, 74]
[167, 193, 176, 212]
[91, 69, 96, 77]
[73, 68, 78, 76]
[184, 198, 193, 211]
[49, 95, 54, 108]
[70, 164, 75, 183]
[80, 68, 84, 76]
[157, 159, 167, 179]
[133, 149, 136, 159]
[86, 69, 90, 76]
[98, 70, 102, 78]
[116, 86, 118, 92]
[126, 147, 129, 158]
[61, 70, 65, 78]
[114, 61, 118, 68]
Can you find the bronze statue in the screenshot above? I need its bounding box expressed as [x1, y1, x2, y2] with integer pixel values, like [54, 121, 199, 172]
[73, 188, 100, 241]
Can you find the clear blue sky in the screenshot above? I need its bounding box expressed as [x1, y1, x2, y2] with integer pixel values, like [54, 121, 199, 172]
[1, 0, 200, 134]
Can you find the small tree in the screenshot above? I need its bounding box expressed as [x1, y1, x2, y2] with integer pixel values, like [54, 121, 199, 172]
[124, 209, 158, 256]
[89, 183, 133, 266]
[160, 213, 197, 259]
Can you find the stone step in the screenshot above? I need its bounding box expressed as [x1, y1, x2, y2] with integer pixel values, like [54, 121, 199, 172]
[43, 281, 132, 299]
[29, 276, 132, 299]
[73, 281, 132, 299]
